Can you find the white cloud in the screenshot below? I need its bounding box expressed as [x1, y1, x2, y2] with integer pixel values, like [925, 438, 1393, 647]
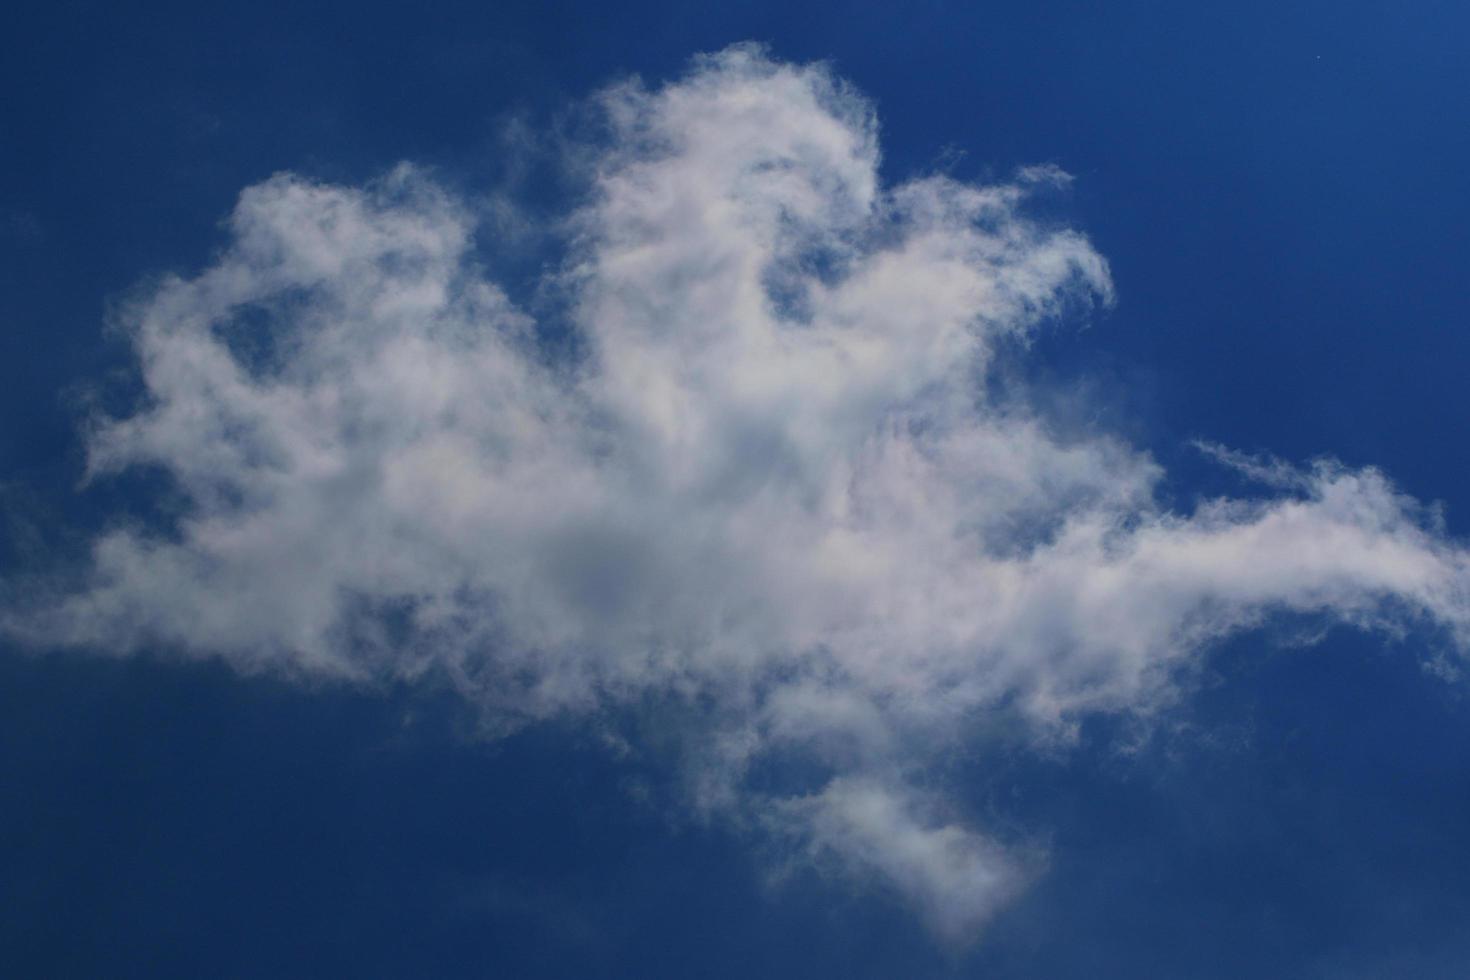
[7, 44, 1470, 940]
[771, 778, 1034, 944]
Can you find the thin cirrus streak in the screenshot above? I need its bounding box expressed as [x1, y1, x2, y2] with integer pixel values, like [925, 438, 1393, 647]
[6, 44, 1469, 942]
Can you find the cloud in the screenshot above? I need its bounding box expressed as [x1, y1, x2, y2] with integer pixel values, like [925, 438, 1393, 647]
[6, 44, 1470, 940]
[770, 777, 1036, 943]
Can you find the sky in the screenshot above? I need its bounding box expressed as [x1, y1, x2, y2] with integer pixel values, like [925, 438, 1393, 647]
[3, 1, 1470, 977]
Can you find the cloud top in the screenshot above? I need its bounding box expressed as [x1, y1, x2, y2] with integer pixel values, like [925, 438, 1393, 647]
[9, 45, 1470, 940]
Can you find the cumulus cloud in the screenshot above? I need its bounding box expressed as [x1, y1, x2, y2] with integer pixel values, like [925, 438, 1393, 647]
[7, 44, 1470, 940]
[770, 777, 1035, 943]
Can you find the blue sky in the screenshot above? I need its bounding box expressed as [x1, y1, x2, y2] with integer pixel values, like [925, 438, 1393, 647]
[4, 2, 1470, 976]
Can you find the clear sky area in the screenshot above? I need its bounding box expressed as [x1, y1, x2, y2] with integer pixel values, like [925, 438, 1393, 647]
[3, 2, 1470, 976]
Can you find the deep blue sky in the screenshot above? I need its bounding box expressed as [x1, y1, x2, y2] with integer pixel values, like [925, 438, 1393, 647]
[4, 1, 1470, 976]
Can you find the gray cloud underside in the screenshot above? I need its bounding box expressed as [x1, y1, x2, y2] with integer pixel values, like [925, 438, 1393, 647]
[10, 45, 1470, 941]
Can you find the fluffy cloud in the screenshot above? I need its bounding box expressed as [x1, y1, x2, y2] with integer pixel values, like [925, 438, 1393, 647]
[8, 45, 1470, 939]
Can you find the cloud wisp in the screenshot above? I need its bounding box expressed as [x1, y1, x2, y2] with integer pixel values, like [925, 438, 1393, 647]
[8, 45, 1470, 941]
